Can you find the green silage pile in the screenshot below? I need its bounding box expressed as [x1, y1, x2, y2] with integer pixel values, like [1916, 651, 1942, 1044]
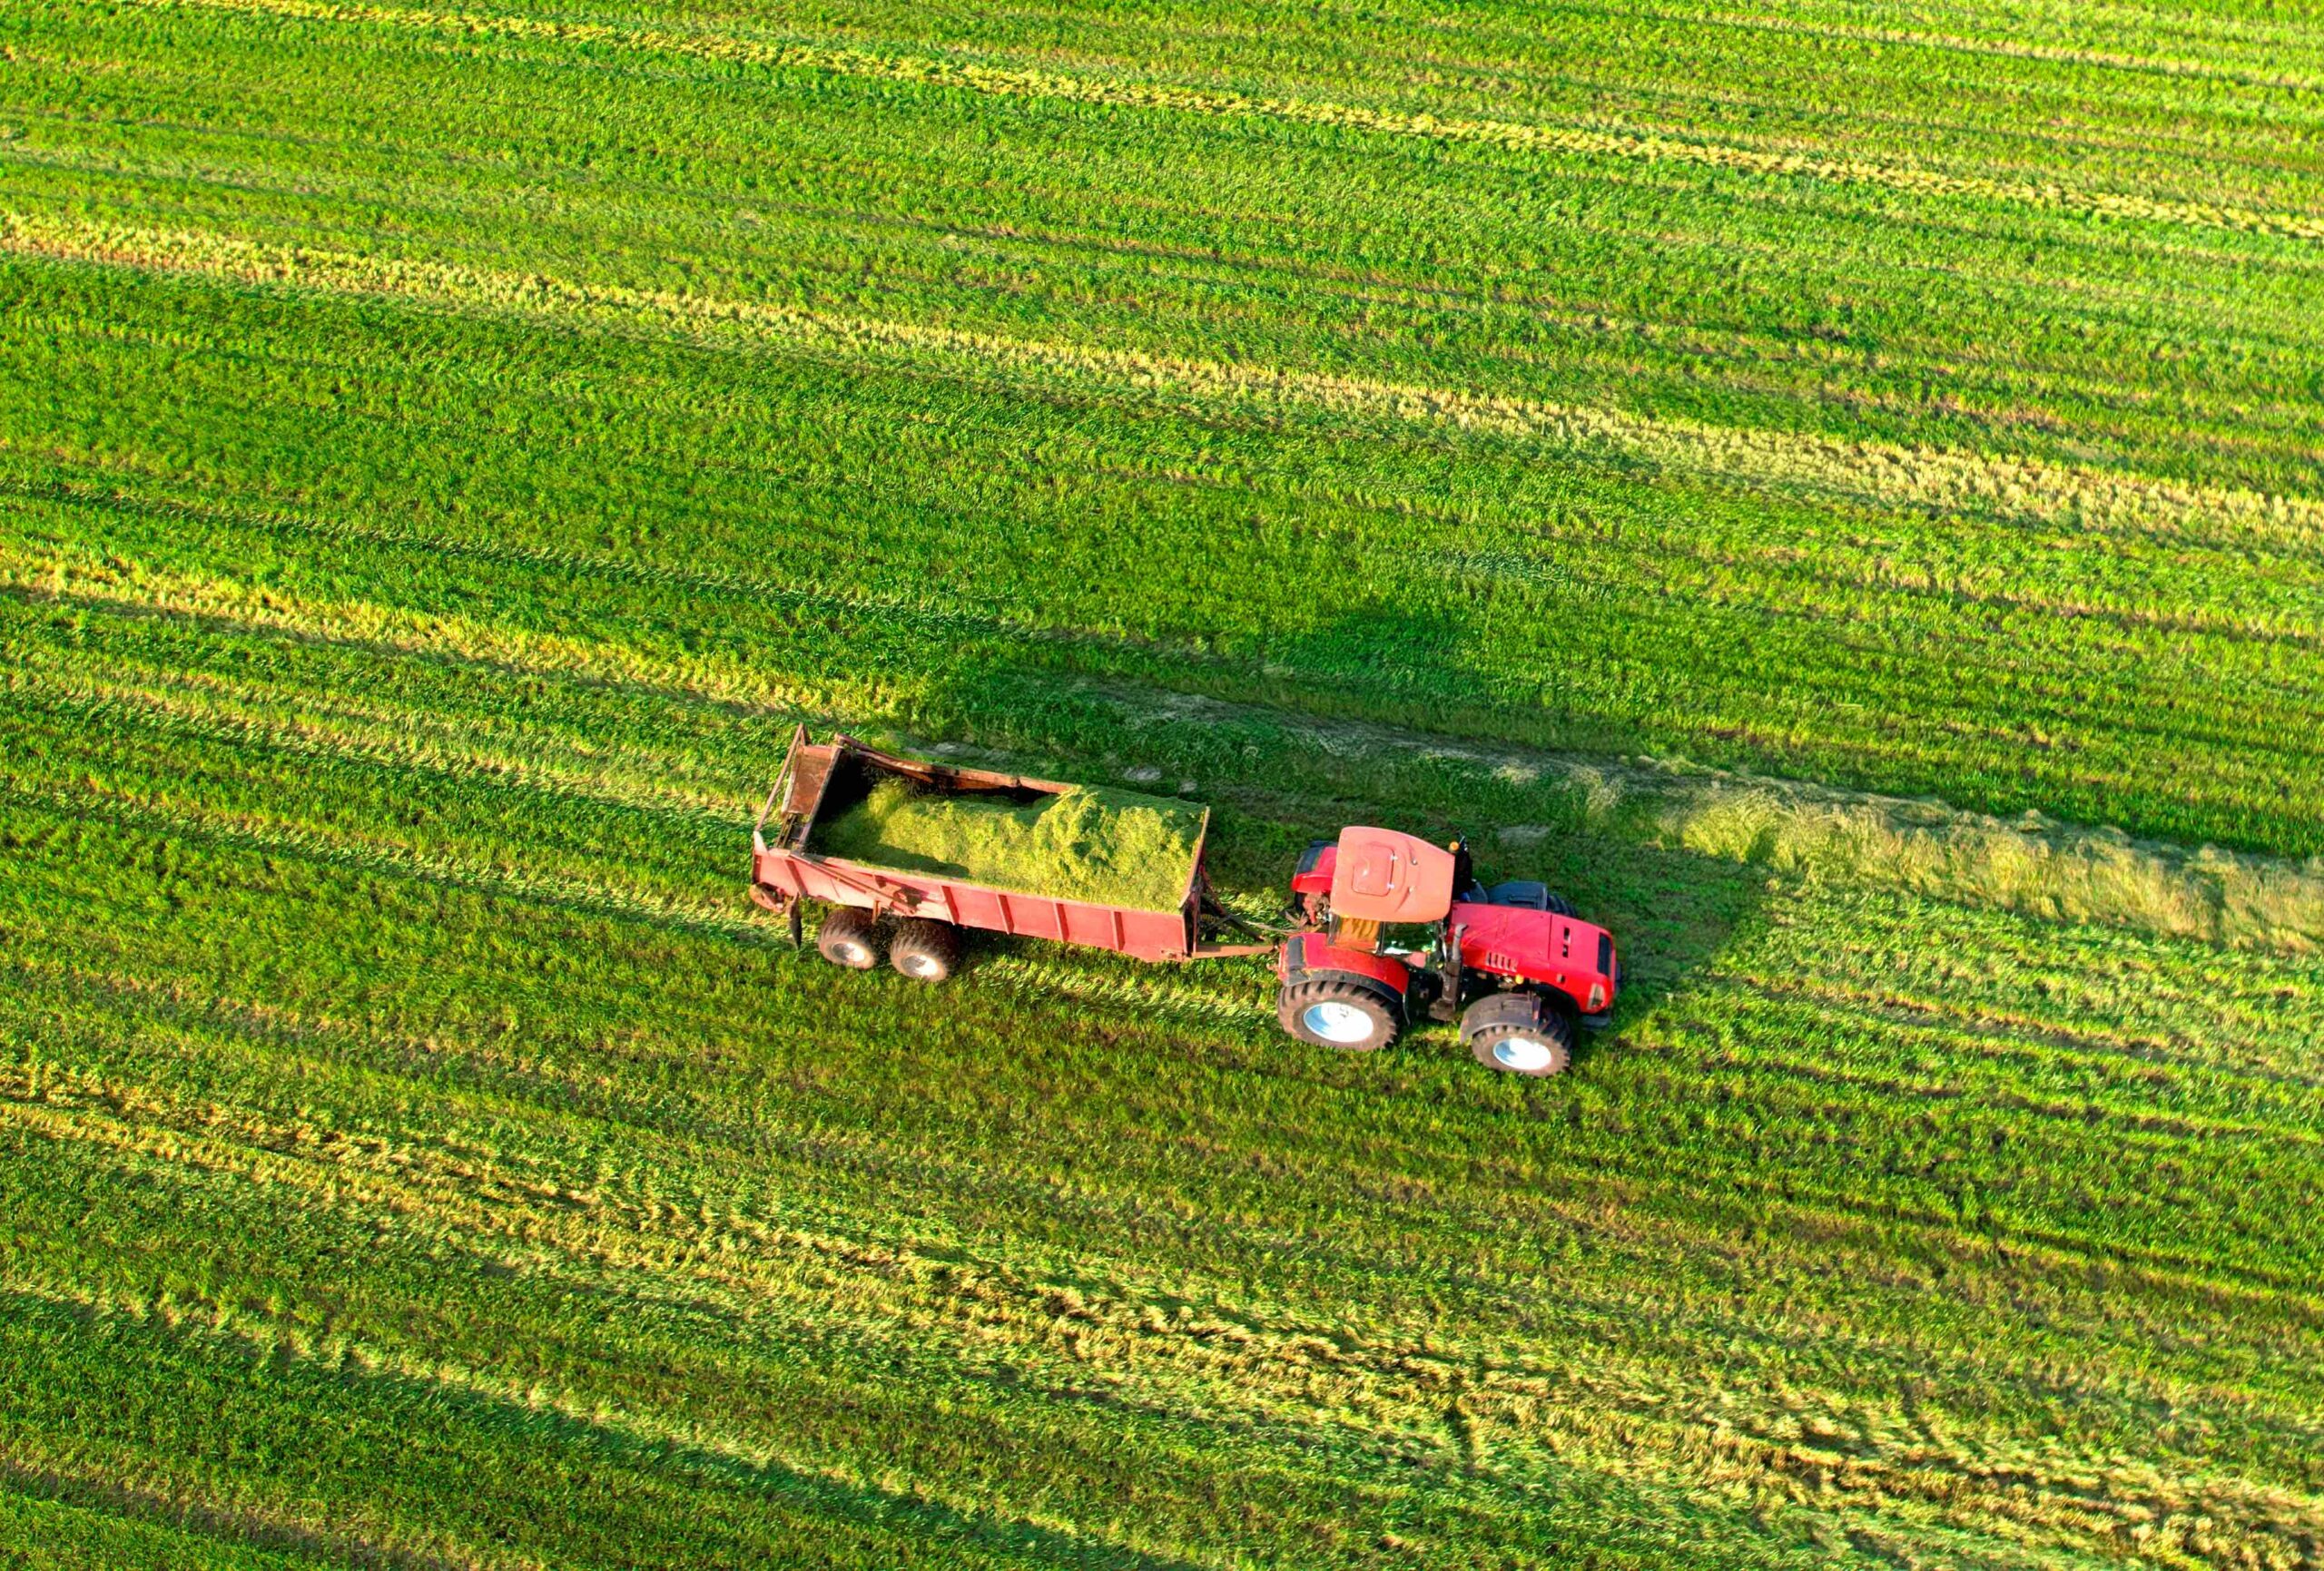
[812, 776, 1206, 912]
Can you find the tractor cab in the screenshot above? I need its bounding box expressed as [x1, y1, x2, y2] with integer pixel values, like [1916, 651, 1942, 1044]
[1278, 825, 1618, 1075]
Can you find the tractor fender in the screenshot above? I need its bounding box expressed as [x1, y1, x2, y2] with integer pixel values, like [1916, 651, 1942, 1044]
[1279, 933, 1412, 1005]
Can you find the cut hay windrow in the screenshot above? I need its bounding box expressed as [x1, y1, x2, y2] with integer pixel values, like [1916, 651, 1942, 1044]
[1065, 687, 2324, 957]
[16, 537, 2324, 958]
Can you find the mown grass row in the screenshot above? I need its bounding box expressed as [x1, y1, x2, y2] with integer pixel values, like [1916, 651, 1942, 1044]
[6, 259, 2324, 865]
[12, 0, 2324, 487]
[572, 0, 2324, 200]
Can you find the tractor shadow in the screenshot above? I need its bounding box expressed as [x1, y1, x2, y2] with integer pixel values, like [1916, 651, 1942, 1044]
[1206, 600, 1777, 1064]
[891, 598, 1770, 1071]
[1204, 804, 1768, 1074]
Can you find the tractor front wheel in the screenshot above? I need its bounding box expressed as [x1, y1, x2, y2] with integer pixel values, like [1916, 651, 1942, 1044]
[1277, 977, 1404, 1052]
[816, 906, 883, 969]
[889, 918, 962, 982]
[1462, 991, 1574, 1076]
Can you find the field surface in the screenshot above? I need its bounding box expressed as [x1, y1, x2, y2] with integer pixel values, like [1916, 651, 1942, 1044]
[5, 0, 2324, 1565]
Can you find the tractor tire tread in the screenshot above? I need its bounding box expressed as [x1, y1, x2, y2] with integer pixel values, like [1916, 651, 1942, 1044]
[1276, 976, 1405, 1052]
[1462, 991, 1575, 1076]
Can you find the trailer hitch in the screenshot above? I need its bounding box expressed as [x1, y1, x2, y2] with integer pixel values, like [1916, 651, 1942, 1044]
[1202, 890, 1305, 943]
[748, 883, 807, 948]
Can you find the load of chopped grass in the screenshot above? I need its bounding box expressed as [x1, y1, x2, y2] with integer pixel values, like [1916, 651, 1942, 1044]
[811, 775, 1206, 912]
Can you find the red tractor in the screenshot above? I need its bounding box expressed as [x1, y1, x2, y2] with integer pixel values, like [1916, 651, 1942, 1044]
[1275, 826, 1615, 1075]
[752, 733, 1617, 1075]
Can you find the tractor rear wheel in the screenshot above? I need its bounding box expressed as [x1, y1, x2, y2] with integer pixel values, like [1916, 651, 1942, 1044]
[1277, 977, 1404, 1052]
[1462, 991, 1574, 1076]
[889, 918, 962, 982]
[815, 906, 883, 969]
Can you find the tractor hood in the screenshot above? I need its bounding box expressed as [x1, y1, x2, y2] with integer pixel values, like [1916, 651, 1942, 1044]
[1451, 898, 1617, 1008]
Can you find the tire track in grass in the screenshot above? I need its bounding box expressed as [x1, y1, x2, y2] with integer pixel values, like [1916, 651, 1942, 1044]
[0, 778, 1273, 1030]
[1714, 968, 2324, 1098]
[0, 516, 836, 718]
[23, 941, 2306, 1344]
[22, 818, 2324, 1329]
[0, 780, 764, 941]
[7, 210, 2324, 558]
[1732, 892, 2324, 1085]
[16, 416, 2324, 840]
[0, 1469, 375, 1571]
[1538, 1079, 2324, 1306]
[1, 663, 1284, 1040]
[8, 1046, 2313, 1568]
[0, 1164, 1901, 1571]
[16, 1052, 2323, 1569]
[5, 638, 1284, 1036]
[11, 665, 747, 829]
[26, 468, 2324, 745]
[0, 1272, 1153, 1571]
[1692, 890, 2324, 1080]
[9, 859, 2305, 1366]
[19, 93, 2324, 446]
[20, 433, 2324, 797]
[106, 0, 2324, 246]
[15, 481, 2324, 967]
[15, 881, 2322, 1360]
[0, 476, 1157, 670]
[3, 1062, 1456, 1565]
[1659, 981, 2324, 1144]
[0, 1080, 1809, 1564]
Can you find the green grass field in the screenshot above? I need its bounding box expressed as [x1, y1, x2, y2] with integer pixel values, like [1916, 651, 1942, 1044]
[5, 0, 2324, 1564]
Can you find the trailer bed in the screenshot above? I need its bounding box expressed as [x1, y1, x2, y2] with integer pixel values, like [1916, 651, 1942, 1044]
[751, 731, 1258, 962]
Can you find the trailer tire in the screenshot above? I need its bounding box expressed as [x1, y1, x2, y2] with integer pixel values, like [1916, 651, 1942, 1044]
[1277, 977, 1404, 1052]
[889, 918, 961, 982]
[1462, 991, 1573, 1076]
[816, 906, 883, 969]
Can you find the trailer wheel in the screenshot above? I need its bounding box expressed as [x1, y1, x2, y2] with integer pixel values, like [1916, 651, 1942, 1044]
[1277, 977, 1403, 1052]
[1461, 991, 1574, 1076]
[888, 918, 961, 982]
[815, 906, 882, 969]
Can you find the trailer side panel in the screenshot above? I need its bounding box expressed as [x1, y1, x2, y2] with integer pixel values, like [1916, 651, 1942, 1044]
[753, 846, 1195, 961]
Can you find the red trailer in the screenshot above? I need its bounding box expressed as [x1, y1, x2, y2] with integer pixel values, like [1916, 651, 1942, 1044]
[752, 730, 1618, 1076]
[749, 729, 1273, 975]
